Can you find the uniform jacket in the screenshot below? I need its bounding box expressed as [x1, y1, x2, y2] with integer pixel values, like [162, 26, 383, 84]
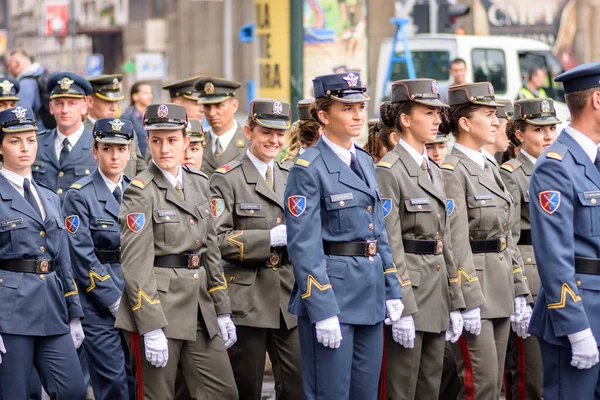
[376, 144, 465, 333]
[201, 125, 248, 177]
[62, 170, 129, 325]
[0, 175, 83, 335]
[209, 154, 297, 330]
[115, 163, 231, 341]
[441, 147, 529, 319]
[500, 152, 540, 298]
[284, 138, 403, 325]
[32, 127, 97, 199]
[529, 131, 600, 347]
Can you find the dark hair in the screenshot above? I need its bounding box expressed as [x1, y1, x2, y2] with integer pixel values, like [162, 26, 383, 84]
[311, 98, 335, 126]
[501, 119, 525, 162]
[379, 101, 417, 134]
[8, 48, 32, 61]
[364, 122, 397, 160]
[565, 87, 596, 120]
[449, 104, 481, 136]
[283, 119, 321, 162]
[130, 81, 151, 105]
[93, 140, 132, 150]
[450, 58, 466, 68]
[527, 67, 545, 81]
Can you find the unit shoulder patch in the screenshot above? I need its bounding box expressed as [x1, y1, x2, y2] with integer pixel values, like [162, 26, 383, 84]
[295, 158, 311, 167]
[215, 161, 241, 174]
[378, 161, 393, 169]
[70, 183, 83, 189]
[441, 163, 455, 170]
[546, 151, 564, 161]
[500, 163, 515, 173]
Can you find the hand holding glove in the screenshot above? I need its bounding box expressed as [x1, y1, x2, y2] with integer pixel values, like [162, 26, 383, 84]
[315, 316, 343, 349]
[462, 307, 482, 336]
[69, 318, 85, 349]
[0, 334, 5, 364]
[388, 315, 416, 348]
[445, 310, 464, 343]
[385, 299, 405, 324]
[217, 314, 237, 349]
[144, 328, 169, 368]
[108, 297, 121, 319]
[270, 225, 287, 246]
[569, 328, 599, 370]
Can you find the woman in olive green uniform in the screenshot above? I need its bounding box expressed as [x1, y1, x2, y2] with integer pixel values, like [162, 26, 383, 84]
[209, 99, 302, 400]
[375, 79, 467, 400]
[500, 98, 560, 400]
[441, 83, 532, 400]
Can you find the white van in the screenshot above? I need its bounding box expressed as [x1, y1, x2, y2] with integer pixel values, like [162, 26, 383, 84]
[374, 34, 570, 128]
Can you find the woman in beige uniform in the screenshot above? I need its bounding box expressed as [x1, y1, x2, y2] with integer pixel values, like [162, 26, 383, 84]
[209, 99, 302, 400]
[500, 98, 560, 400]
[375, 79, 467, 400]
[441, 83, 532, 400]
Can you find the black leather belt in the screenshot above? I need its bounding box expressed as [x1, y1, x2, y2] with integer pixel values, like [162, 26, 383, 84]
[268, 246, 289, 268]
[95, 250, 120, 264]
[0, 259, 55, 274]
[575, 257, 600, 275]
[403, 238, 444, 255]
[518, 230, 532, 246]
[470, 235, 507, 253]
[154, 253, 203, 269]
[323, 240, 378, 257]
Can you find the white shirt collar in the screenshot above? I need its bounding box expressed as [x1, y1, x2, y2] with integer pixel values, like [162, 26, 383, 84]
[152, 160, 183, 188]
[519, 149, 537, 165]
[399, 139, 428, 169]
[454, 142, 486, 170]
[565, 125, 598, 163]
[246, 149, 274, 180]
[55, 123, 85, 158]
[322, 134, 356, 167]
[98, 168, 123, 194]
[299, 147, 306, 155]
[210, 120, 238, 152]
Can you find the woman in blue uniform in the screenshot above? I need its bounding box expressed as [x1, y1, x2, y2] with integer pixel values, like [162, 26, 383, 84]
[62, 118, 136, 400]
[284, 72, 404, 400]
[0, 106, 86, 399]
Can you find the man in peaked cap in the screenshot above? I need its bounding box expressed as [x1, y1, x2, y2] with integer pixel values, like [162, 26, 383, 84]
[194, 77, 248, 176]
[0, 77, 20, 111]
[528, 62, 600, 398]
[86, 74, 147, 180]
[31, 72, 97, 201]
[163, 76, 206, 121]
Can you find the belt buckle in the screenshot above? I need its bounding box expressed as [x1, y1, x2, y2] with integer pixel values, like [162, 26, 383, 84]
[37, 260, 49, 273]
[366, 240, 377, 256]
[498, 236, 507, 252]
[435, 240, 444, 255]
[188, 254, 201, 269]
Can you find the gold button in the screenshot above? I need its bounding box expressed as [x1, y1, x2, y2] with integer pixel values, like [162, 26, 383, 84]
[593, 199, 598, 205]
[165, 216, 170, 221]
[40, 275, 45, 280]
[195, 239, 201, 245]
[368, 223, 374, 230]
[57, 188, 63, 195]
[436, 265, 441, 271]
[230, 276, 236, 282]
[102, 224, 107, 229]
[367, 206, 373, 212]
[417, 205, 423, 210]
[503, 223, 507, 229]
[481, 200, 486, 205]
[368, 256, 374, 262]
[499, 254, 504, 261]
[526, 258, 532, 263]
[436, 232, 440, 239]
[85, 169, 91, 175]
[35, 166, 39, 171]
[190, 219, 196, 225]
[339, 201, 345, 207]
[249, 210, 255, 215]
[504, 206, 509, 213]
[58, 171, 64, 177]
[40, 246, 45, 252]
[10, 224, 15, 228]
[40, 231, 45, 237]
[277, 217, 282, 223]
[0, 278, 3, 283]
[576, 280, 581, 287]
[193, 274, 199, 280]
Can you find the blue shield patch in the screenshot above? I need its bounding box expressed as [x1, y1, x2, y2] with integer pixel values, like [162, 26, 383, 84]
[211, 199, 225, 218]
[65, 215, 79, 234]
[287, 195, 306, 217]
[539, 190, 560, 214]
[446, 199, 454, 216]
[127, 213, 145, 233]
[382, 198, 392, 218]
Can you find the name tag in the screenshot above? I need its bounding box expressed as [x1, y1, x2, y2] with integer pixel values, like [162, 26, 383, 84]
[95, 219, 114, 226]
[240, 203, 261, 210]
[410, 198, 430, 205]
[158, 209, 177, 217]
[1, 217, 23, 227]
[584, 191, 600, 199]
[475, 194, 492, 201]
[330, 193, 354, 202]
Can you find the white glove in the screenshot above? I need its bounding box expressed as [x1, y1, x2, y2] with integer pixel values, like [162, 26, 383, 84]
[315, 316, 343, 349]
[269, 225, 287, 246]
[108, 297, 121, 319]
[385, 299, 404, 324]
[462, 307, 482, 336]
[510, 296, 531, 339]
[445, 311, 464, 343]
[568, 328, 600, 370]
[69, 318, 85, 349]
[217, 314, 237, 349]
[387, 315, 416, 348]
[144, 328, 169, 368]
[0, 334, 5, 364]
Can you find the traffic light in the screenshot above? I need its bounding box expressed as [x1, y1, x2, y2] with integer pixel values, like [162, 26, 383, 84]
[438, 3, 470, 33]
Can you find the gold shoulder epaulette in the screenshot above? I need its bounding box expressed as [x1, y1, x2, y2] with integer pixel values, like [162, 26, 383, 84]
[441, 163, 455, 170]
[501, 163, 515, 173]
[131, 178, 146, 189]
[70, 183, 82, 189]
[295, 158, 311, 167]
[378, 161, 393, 169]
[546, 151, 564, 161]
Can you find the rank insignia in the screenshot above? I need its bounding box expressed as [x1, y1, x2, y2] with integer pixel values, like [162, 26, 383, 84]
[0, 80, 14, 94]
[272, 101, 283, 115]
[287, 195, 306, 217]
[343, 72, 358, 88]
[127, 213, 145, 233]
[446, 199, 454, 216]
[211, 199, 225, 218]
[539, 190, 560, 214]
[109, 118, 125, 131]
[11, 106, 27, 120]
[65, 215, 80, 234]
[382, 198, 392, 218]
[59, 77, 74, 90]
[541, 100, 550, 113]
[157, 104, 169, 118]
[431, 80, 439, 94]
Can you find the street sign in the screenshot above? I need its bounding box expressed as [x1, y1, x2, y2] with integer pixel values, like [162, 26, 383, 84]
[86, 54, 104, 77]
[135, 52, 166, 81]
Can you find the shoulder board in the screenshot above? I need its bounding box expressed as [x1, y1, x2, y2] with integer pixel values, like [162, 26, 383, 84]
[295, 148, 319, 168]
[295, 158, 311, 167]
[35, 180, 56, 194]
[377, 150, 400, 169]
[69, 176, 92, 189]
[441, 154, 460, 171]
[546, 151, 564, 161]
[500, 158, 522, 173]
[215, 160, 241, 174]
[441, 163, 455, 170]
[130, 170, 155, 189]
[183, 164, 208, 180]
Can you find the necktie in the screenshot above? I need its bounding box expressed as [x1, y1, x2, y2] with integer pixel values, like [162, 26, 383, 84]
[23, 178, 42, 219]
[214, 137, 224, 157]
[175, 181, 185, 200]
[420, 159, 431, 180]
[350, 153, 366, 183]
[265, 166, 273, 190]
[595, 149, 600, 173]
[113, 185, 122, 205]
[59, 138, 70, 165]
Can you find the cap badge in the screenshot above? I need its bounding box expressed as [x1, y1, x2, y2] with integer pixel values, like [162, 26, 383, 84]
[272, 101, 283, 115]
[431, 80, 439, 94]
[0, 80, 14, 95]
[204, 82, 215, 95]
[59, 77, 74, 91]
[11, 106, 27, 120]
[109, 118, 125, 132]
[157, 104, 169, 118]
[112, 78, 120, 90]
[186, 122, 192, 133]
[488, 83, 494, 95]
[540, 100, 551, 113]
[343, 72, 359, 88]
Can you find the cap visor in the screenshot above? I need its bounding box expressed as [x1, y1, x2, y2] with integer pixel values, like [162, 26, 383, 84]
[525, 116, 561, 125]
[198, 95, 232, 104]
[50, 94, 85, 99]
[473, 100, 505, 107]
[145, 123, 186, 130]
[255, 118, 291, 130]
[94, 92, 124, 102]
[189, 137, 205, 143]
[0, 96, 20, 101]
[414, 98, 450, 108]
[426, 135, 449, 144]
[3, 124, 38, 133]
[95, 137, 132, 144]
[329, 92, 370, 103]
